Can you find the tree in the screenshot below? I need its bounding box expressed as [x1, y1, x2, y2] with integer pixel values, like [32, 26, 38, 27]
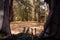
[1, 0, 11, 36]
[9, 0, 13, 22]
[0, 0, 4, 30]
[16, 0, 33, 21]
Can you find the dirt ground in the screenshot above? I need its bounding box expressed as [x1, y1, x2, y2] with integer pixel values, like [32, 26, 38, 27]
[10, 21, 44, 36]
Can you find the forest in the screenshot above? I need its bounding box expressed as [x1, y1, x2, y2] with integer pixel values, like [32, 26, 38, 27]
[10, 0, 46, 23]
[0, 0, 49, 40]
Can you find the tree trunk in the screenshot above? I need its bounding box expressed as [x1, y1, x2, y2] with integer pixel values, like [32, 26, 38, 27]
[0, 0, 4, 30]
[37, 0, 40, 22]
[9, 0, 13, 22]
[2, 0, 11, 36]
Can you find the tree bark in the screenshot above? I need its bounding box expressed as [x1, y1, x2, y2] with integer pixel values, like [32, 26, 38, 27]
[9, 0, 13, 22]
[0, 0, 4, 30]
[2, 0, 11, 36]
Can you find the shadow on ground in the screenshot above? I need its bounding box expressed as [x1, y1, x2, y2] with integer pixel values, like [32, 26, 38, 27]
[0, 33, 40, 40]
[0, 27, 56, 40]
[0, 32, 55, 40]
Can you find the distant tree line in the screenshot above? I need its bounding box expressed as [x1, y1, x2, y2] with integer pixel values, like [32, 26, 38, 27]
[10, 0, 45, 23]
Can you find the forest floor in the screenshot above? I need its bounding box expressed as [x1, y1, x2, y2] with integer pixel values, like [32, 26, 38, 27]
[10, 21, 44, 36]
[0, 21, 45, 40]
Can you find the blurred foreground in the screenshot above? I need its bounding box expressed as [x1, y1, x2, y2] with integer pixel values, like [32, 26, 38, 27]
[0, 21, 44, 40]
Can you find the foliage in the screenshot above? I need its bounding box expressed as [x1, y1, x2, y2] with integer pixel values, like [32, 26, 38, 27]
[12, 0, 45, 22]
